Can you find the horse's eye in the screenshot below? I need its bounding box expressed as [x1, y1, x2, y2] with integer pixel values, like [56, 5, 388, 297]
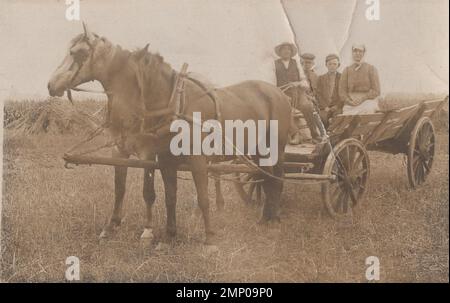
[71, 48, 89, 63]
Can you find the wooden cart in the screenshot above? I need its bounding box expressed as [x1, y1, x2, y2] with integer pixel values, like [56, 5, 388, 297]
[232, 96, 448, 217]
[64, 96, 448, 218]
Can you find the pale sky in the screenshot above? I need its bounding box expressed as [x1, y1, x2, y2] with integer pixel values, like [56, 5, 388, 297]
[0, 0, 448, 101]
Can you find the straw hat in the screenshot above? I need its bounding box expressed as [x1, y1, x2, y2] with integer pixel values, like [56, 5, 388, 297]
[274, 42, 298, 57]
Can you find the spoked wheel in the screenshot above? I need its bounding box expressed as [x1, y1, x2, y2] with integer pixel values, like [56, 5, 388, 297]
[407, 117, 436, 188]
[321, 138, 370, 218]
[232, 166, 265, 205]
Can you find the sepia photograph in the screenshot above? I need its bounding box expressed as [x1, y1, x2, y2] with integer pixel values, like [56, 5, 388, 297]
[0, 0, 448, 286]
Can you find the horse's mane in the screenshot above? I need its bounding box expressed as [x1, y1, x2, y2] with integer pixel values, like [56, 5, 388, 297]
[132, 49, 174, 104]
[137, 50, 172, 75]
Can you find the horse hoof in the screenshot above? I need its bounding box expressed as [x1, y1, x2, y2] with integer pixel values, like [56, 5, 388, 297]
[258, 216, 281, 225]
[140, 228, 154, 240]
[99, 229, 109, 240]
[203, 244, 219, 256]
[140, 228, 154, 248]
[155, 242, 170, 253]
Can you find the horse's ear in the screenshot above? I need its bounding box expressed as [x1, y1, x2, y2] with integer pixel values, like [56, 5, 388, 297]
[134, 44, 150, 60]
[82, 21, 95, 41]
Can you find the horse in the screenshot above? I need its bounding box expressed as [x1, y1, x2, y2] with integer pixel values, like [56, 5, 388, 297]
[121, 44, 292, 245]
[48, 23, 227, 244]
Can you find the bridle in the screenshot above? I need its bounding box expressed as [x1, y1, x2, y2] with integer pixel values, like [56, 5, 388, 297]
[65, 36, 108, 103]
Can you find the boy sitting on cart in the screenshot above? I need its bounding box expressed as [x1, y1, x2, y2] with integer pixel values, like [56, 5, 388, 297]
[316, 54, 343, 128]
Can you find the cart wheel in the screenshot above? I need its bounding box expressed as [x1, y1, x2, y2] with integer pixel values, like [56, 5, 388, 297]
[233, 172, 265, 204]
[407, 117, 435, 188]
[321, 138, 370, 218]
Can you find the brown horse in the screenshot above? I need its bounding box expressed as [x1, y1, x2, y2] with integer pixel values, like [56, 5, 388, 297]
[47, 24, 163, 242]
[121, 45, 292, 245]
[47, 23, 226, 244]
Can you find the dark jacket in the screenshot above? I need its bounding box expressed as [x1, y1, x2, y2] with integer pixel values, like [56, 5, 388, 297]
[316, 71, 342, 110]
[275, 58, 300, 87]
[274, 58, 302, 108]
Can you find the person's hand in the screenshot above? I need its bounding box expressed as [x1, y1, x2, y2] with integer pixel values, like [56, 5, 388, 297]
[299, 79, 310, 89]
[346, 98, 355, 106]
[289, 81, 301, 87]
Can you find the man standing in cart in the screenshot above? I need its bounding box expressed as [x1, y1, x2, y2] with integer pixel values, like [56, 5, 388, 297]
[339, 44, 381, 115]
[273, 42, 321, 144]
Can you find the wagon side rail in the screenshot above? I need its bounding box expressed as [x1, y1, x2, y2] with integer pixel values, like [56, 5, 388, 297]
[327, 96, 448, 153]
[367, 96, 448, 153]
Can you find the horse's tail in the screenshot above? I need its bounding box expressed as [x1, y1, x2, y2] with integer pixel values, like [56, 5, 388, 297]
[261, 84, 291, 165]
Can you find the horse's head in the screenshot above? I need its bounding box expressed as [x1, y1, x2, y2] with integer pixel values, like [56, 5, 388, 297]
[48, 23, 112, 97]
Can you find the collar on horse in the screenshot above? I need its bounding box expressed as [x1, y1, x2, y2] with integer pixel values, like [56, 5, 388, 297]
[140, 63, 222, 139]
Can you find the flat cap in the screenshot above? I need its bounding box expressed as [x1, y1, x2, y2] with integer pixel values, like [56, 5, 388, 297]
[300, 53, 315, 60]
[325, 54, 340, 63]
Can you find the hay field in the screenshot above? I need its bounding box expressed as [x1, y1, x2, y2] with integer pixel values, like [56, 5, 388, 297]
[1, 99, 448, 282]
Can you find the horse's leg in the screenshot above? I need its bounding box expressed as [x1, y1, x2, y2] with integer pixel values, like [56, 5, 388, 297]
[100, 147, 129, 239]
[214, 175, 225, 211]
[189, 156, 215, 245]
[140, 167, 156, 243]
[260, 161, 284, 224]
[158, 154, 178, 241]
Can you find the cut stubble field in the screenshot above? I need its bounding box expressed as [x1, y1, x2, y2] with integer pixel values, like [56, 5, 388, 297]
[1, 130, 448, 282]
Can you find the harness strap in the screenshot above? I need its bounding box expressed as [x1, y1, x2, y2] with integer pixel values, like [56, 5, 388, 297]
[186, 76, 222, 122]
[141, 63, 223, 140]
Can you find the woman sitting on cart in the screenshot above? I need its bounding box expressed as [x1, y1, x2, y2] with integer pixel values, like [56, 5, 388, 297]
[339, 44, 381, 115]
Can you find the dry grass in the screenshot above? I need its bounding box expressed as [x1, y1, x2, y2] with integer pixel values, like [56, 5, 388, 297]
[1, 128, 448, 282]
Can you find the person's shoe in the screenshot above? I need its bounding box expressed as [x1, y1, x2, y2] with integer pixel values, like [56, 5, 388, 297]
[289, 133, 301, 145]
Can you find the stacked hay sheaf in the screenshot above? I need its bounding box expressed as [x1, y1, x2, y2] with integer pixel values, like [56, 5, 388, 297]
[6, 98, 103, 135]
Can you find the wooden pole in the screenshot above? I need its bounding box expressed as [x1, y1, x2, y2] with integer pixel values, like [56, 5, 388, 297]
[63, 154, 333, 180]
[63, 154, 258, 174]
[284, 173, 336, 181]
